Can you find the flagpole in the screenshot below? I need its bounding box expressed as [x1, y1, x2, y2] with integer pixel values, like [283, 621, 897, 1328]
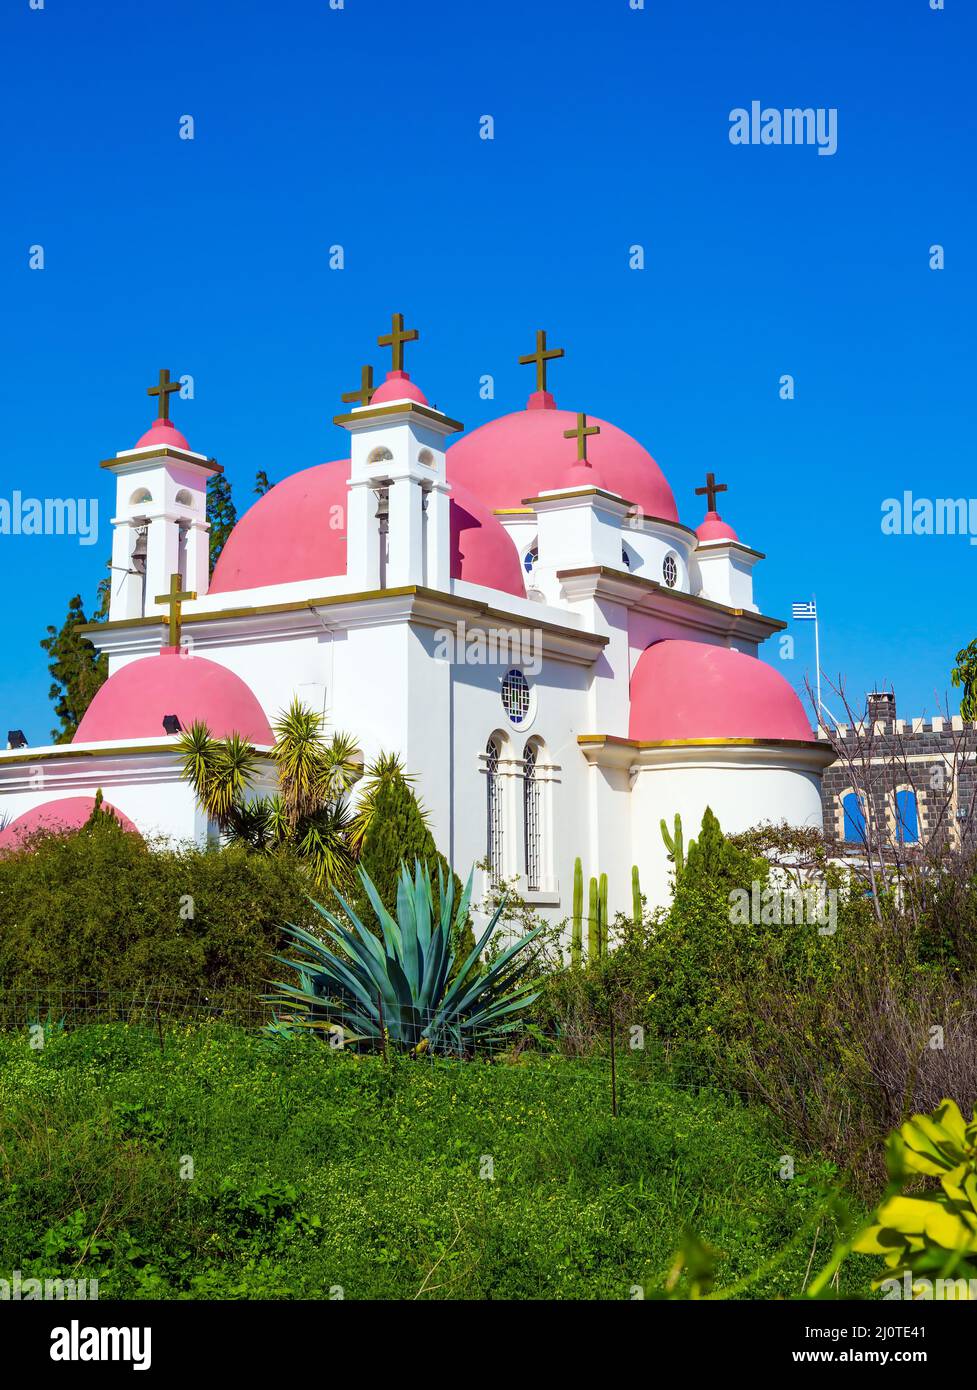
[813, 593, 822, 728]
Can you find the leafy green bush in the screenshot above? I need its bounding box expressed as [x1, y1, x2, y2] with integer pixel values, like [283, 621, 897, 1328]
[0, 822, 319, 1014]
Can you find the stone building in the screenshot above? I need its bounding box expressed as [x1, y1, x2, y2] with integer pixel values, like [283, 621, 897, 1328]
[819, 691, 977, 851]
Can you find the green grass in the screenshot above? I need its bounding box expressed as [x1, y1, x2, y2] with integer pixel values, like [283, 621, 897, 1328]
[0, 1024, 873, 1300]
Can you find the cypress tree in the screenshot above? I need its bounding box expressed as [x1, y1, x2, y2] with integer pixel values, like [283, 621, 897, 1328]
[40, 594, 108, 743]
[207, 472, 237, 570]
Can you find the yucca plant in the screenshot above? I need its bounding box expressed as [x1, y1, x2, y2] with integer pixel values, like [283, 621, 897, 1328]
[177, 701, 369, 891]
[267, 860, 542, 1055]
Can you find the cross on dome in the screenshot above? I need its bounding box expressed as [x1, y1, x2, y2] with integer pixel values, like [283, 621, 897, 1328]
[341, 364, 376, 409]
[155, 572, 196, 649]
[519, 329, 564, 396]
[147, 369, 181, 422]
[695, 471, 727, 513]
[377, 313, 419, 374]
[564, 412, 600, 463]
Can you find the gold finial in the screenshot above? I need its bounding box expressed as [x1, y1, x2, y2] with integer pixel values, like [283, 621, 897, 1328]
[563, 412, 600, 462]
[518, 329, 564, 394]
[377, 312, 419, 373]
[147, 368, 181, 422]
[341, 365, 376, 409]
[695, 471, 728, 512]
[155, 572, 196, 648]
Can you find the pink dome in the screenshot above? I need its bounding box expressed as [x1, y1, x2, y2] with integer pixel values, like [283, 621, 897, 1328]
[134, 417, 191, 452]
[370, 371, 429, 406]
[74, 651, 274, 744]
[0, 796, 140, 850]
[629, 640, 813, 742]
[449, 486, 526, 596]
[210, 461, 525, 599]
[696, 510, 739, 543]
[447, 402, 678, 521]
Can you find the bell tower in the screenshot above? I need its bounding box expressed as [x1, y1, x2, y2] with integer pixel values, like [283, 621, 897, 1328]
[334, 315, 462, 591]
[101, 370, 219, 622]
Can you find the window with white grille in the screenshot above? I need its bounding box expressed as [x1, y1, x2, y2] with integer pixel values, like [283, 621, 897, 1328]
[523, 742, 541, 891]
[486, 737, 504, 886]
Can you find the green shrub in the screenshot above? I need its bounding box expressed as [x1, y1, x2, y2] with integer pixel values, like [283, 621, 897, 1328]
[0, 822, 319, 1015]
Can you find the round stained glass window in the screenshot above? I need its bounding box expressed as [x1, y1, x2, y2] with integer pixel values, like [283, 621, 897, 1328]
[501, 668, 532, 726]
[663, 554, 678, 588]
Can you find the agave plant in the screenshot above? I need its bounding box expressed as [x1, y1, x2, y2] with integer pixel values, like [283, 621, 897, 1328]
[267, 860, 542, 1055]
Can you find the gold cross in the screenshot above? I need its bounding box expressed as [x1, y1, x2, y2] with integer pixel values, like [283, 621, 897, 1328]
[155, 572, 196, 647]
[564, 412, 600, 462]
[341, 364, 376, 409]
[695, 472, 727, 512]
[147, 368, 181, 422]
[518, 329, 564, 394]
[377, 313, 419, 373]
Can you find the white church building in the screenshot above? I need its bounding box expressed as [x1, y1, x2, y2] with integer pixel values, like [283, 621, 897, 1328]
[0, 319, 834, 916]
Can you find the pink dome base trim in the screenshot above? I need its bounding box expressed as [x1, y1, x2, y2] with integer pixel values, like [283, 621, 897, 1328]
[629, 639, 813, 743]
[74, 651, 275, 744]
[696, 510, 739, 543]
[0, 797, 141, 850]
[133, 417, 191, 452]
[370, 371, 429, 406]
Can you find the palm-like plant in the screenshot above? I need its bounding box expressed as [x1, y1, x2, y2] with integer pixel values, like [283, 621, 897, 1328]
[267, 860, 542, 1055]
[177, 701, 368, 891]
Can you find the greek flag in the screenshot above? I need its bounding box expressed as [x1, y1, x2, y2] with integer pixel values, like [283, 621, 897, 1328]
[792, 600, 817, 621]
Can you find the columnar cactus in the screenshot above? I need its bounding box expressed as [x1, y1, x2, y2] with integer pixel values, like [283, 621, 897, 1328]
[631, 864, 642, 925]
[660, 813, 686, 879]
[598, 873, 608, 956]
[588, 876, 599, 960]
[572, 857, 583, 967]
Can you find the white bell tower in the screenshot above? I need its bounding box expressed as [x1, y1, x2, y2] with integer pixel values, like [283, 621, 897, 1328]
[334, 316, 461, 592]
[101, 370, 218, 622]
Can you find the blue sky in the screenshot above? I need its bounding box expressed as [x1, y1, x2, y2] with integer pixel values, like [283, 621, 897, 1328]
[1, 0, 973, 740]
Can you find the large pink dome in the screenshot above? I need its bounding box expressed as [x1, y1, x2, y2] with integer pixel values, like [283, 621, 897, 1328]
[447, 401, 678, 521]
[74, 651, 274, 744]
[210, 461, 525, 599]
[629, 640, 813, 742]
[0, 796, 140, 849]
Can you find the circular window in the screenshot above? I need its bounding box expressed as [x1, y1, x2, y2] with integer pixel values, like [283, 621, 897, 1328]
[501, 668, 533, 727]
[523, 546, 538, 575]
[662, 553, 678, 588]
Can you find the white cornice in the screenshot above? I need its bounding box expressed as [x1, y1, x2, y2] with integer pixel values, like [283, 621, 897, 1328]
[556, 565, 783, 643]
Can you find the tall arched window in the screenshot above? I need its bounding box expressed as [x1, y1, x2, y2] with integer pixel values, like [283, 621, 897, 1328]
[523, 741, 541, 891]
[486, 737, 504, 886]
[895, 789, 919, 844]
[842, 791, 866, 843]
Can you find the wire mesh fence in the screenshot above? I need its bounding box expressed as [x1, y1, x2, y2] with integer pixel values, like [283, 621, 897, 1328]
[0, 984, 760, 1107]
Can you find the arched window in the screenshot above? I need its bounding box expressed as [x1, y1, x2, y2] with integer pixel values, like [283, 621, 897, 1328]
[895, 789, 919, 844]
[486, 737, 504, 886]
[842, 791, 866, 844]
[523, 546, 538, 575]
[523, 741, 541, 891]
